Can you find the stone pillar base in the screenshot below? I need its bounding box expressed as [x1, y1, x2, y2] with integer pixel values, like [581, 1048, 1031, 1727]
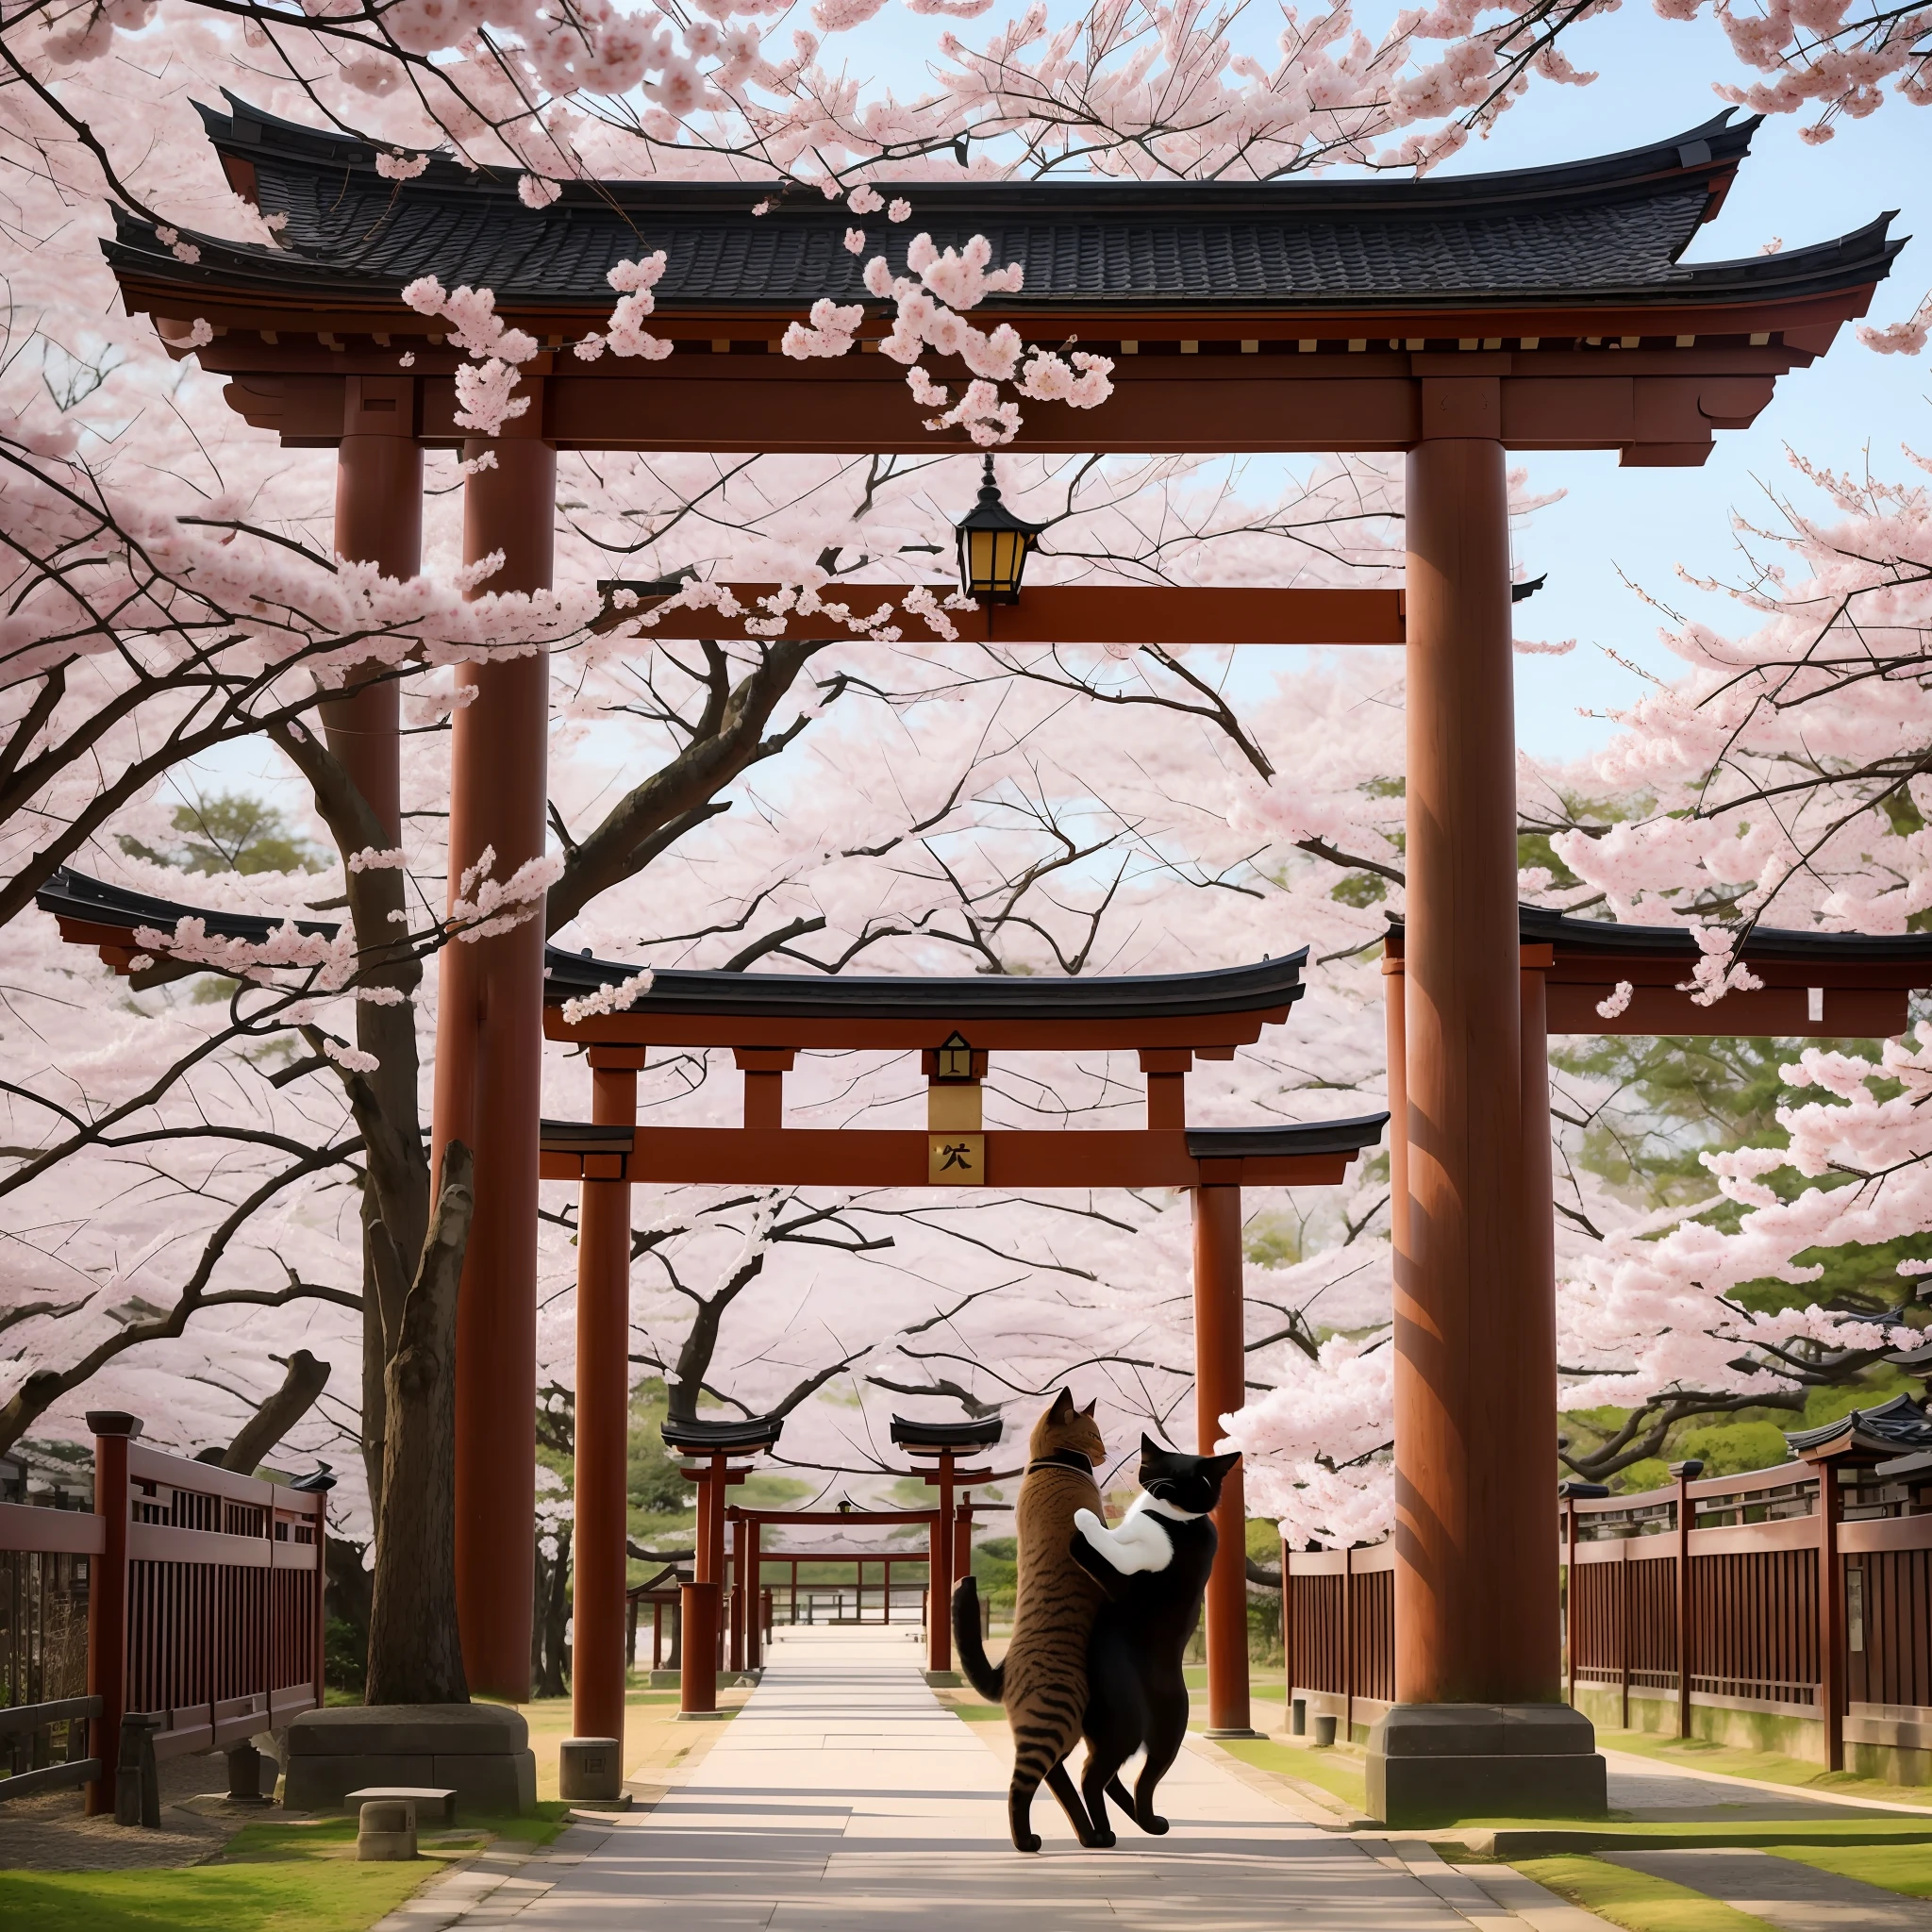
[1366, 1704, 1607, 1825]
[558, 1737, 623, 1802]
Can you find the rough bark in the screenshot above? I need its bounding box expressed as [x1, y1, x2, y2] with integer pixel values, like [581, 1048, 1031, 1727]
[532, 1524, 573, 1698]
[212, 1348, 331, 1473]
[364, 1141, 473, 1707]
[544, 637, 828, 933]
[268, 710, 428, 1527]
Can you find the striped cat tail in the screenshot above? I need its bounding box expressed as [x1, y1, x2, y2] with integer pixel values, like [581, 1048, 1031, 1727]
[952, 1578, 1004, 1703]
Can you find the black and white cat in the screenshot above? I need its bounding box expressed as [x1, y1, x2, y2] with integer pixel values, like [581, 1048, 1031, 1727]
[1067, 1437, 1241, 1845]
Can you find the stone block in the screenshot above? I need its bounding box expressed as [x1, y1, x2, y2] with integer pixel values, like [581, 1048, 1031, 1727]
[1366, 1703, 1607, 1825]
[285, 1704, 536, 1816]
[558, 1738, 623, 1802]
[357, 1798, 417, 1861]
[346, 1786, 458, 1826]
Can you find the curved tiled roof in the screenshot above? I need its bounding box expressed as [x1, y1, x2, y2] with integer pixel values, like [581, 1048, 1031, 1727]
[890, 1415, 1004, 1453]
[1186, 1116, 1390, 1159]
[1519, 905, 1932, 965]
[1787, 1393, 1932, 1463]
[544, 941, 1307, 1023]
[37, 865, 341, 944]
[1384, 905, 1932, 967]
[660, 1415, 784, 1454]
[100, 97, 1901, 318]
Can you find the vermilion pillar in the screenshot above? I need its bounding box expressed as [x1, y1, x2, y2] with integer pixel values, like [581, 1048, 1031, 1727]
[326, 375, 420, 843]
[1373, 416, 1603, 1823]
[572, 1052, 640, 1759]
[441, 404, 556, 1703]
[926, 1453, 955, 1677]
[84, 1411, 136, 1815]
[1192, 1183, 1254, 1736]
[730, 1510, 749, 1672]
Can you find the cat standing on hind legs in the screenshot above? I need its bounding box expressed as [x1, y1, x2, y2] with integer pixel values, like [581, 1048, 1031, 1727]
[952, 1388, 1111, 1852]
[1071, 1437, 1241, 1842]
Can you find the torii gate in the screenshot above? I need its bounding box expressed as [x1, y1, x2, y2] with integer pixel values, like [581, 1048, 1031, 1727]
[96, 96, 1903, 1821]
[539, 942, 1389, 1751]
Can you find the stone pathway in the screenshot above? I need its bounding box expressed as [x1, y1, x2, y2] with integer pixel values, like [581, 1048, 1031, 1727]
[1606, 1846, 1932, 1930]
[387, 1627, 1612, 1931]
[1600, 1747, 1932, 1823]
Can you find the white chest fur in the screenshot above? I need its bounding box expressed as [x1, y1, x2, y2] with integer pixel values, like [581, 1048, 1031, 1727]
[1073, 1491, 1200, 1575]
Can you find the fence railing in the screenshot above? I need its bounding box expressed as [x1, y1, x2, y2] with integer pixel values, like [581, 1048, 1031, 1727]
[1283, 1455, 1932, 1771]
[1283, 1540, 1394, 1740]
[0, 1413, 325, 1812]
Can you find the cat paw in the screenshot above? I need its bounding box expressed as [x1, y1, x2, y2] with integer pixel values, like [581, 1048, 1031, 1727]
[1012, 1832, 1041, 1854]
[1072, 1507, 1102, 1541]
[1082, 1829, 1116, 1849]
[1138, 1812, 1170, 1836]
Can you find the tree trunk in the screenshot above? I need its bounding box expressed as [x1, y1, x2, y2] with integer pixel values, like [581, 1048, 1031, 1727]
[533, 1524, 573, 1698]
[216, 1349, 331, 1473]
[364, 1142, 474, 1706]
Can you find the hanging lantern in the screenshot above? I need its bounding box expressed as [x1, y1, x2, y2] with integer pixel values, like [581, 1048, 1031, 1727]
[954, 457, 1045, 604]
[933, 1030, 975, 1082]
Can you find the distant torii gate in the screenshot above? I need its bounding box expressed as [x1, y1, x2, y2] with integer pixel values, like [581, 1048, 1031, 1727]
[541, 946, 1389, 1757]
[92, 95, 1904, 1822]
[890, 1413, 1007, 1679]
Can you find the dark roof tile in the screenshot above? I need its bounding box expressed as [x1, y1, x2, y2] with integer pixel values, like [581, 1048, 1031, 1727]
[100, 98, 1901, 317]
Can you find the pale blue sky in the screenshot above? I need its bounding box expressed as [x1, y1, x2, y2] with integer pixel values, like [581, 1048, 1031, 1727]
[1416, 11, 1929, 760]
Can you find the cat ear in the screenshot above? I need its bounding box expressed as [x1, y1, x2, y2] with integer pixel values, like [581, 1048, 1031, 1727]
[1047, 1387, 1074, 1421]
[1208, 1450, 1242, 1478]
[1140, 1432, 1164, 1457]
[1079, 1398, 1097, 1418]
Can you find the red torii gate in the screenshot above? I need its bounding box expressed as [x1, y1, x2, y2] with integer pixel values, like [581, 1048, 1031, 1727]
[540, 943, 1389, 1754]
[658, 1414, 783, 1721]
[91, 97, 1905, 1821]
[890, 1413, 1007, 1679]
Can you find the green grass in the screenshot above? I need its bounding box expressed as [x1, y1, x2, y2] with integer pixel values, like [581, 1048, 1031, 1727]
[1597, 1729, 1932, 1811]
[1772, 1842, 1932, 1898]
[1212, 1736, 1368, 1815]
[0, 1818, 441, 1932]
[1178, 1665, 1285, 1696]
[479, 1802, 573, 1845]
[1516, 1854, 1782, 1932]
[950, 1704, 1004, 1724]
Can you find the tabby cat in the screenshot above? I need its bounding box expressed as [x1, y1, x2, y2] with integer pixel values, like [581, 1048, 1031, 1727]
[1069, 1437, 1241, 1844]
[953, 1388, 1109, 1852]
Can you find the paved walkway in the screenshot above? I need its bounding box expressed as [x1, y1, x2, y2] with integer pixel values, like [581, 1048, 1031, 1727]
[1606, 1847, 1932, 1930]
[399, 1627, 1609, 1931]
[1600, 1747, 1932, 1823]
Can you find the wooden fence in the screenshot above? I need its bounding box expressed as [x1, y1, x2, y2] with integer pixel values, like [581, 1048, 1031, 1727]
[1283, 1456, 1932, 1773]
[1283, 1540, 1395, 1740]
[0, 1414, 325, 1811]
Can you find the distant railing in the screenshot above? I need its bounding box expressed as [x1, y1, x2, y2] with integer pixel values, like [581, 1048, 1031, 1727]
[1281, 1456, 1932, 1769]
[0, 1501, 98, 1799]
[1283, 1541, 1393, 1740]
[0, 1413, 325, 1812]
[1564, 1457, 1932, 1769]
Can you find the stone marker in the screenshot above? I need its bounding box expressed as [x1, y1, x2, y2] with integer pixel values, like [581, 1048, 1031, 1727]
[357, 1798, 418, 1861]
[558, 1737, 623, 1803]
